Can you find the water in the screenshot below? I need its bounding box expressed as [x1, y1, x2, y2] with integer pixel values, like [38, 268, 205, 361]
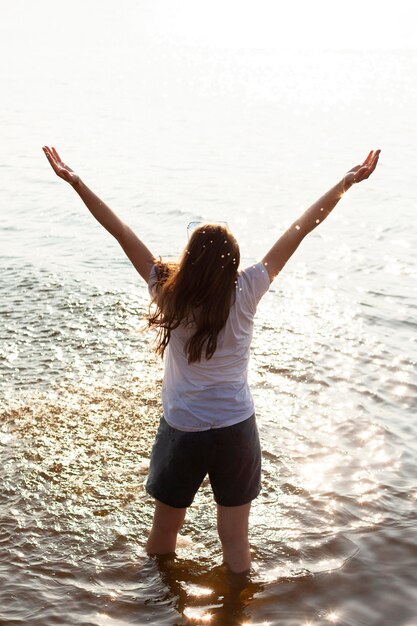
[1, 2, 417, 624]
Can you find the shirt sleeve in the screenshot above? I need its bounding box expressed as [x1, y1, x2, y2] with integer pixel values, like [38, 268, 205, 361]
[238, 261, 271, 315]
[148, 264, 158, 298]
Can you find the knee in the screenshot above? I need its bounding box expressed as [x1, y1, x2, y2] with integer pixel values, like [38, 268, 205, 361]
[153, 517, 184, 535]
[152, 514, 184, 535]
[218, 526, 248, 549]
[151, 504, 186, 536]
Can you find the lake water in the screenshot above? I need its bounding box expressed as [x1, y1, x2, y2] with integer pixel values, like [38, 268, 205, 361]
[1, 2, 417, 625]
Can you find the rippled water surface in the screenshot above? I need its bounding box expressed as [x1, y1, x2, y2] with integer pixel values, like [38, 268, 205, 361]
[1, 2, 417, 625]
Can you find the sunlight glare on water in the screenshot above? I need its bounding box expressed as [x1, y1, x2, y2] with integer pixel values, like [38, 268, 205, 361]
[1, 1, 417, 624]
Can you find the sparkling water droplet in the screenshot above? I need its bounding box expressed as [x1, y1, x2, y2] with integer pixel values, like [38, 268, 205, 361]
[316, 219, 320, 223]
[295, 225, 301, 230]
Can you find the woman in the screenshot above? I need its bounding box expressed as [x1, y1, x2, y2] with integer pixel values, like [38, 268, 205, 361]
[42, 146, 380, 574]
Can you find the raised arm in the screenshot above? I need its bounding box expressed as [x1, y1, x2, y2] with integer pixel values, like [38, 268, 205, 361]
[42, 146, 155, 283]
[262, 149, 381, 281]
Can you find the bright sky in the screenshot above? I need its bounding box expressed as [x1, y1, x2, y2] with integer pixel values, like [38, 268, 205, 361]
[139, 0, 417, 49]
[1, 0, 416, 54]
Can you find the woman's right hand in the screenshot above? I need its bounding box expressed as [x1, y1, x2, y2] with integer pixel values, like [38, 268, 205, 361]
[42, 146, 80, 186]
[343, 149, 381, 191]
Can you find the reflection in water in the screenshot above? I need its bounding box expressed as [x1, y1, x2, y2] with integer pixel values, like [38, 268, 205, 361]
[149, 555, 264, 625]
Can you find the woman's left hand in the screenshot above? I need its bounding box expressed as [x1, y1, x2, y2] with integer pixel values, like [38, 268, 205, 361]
[42, 146, 80, 186]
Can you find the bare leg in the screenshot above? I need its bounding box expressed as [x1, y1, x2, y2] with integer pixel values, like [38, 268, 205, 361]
[216, 503, 251, 573]
[146, 499, 187, 555]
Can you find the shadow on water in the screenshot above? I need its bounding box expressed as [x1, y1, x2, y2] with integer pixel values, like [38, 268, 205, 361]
[156, 555, 264, 625]
[101, 553, 266, 625]
[97, 553, 325, 625]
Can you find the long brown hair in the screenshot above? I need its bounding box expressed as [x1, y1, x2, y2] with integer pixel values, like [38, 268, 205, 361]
[148, 223, 240, 363]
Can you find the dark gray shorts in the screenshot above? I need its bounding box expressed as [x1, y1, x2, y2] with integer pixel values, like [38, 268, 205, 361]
[146, 414, 261, 508]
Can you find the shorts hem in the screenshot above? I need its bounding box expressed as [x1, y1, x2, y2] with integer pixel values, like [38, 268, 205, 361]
[146, 487, 193, 509]
[214, 486, 261, 507]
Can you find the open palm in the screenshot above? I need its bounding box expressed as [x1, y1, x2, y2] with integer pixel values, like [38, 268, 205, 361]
[344, 149, 380, 189]
[42, 146, 80, 186]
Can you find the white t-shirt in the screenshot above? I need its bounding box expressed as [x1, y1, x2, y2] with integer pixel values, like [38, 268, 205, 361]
[148, 262, 270, 431]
